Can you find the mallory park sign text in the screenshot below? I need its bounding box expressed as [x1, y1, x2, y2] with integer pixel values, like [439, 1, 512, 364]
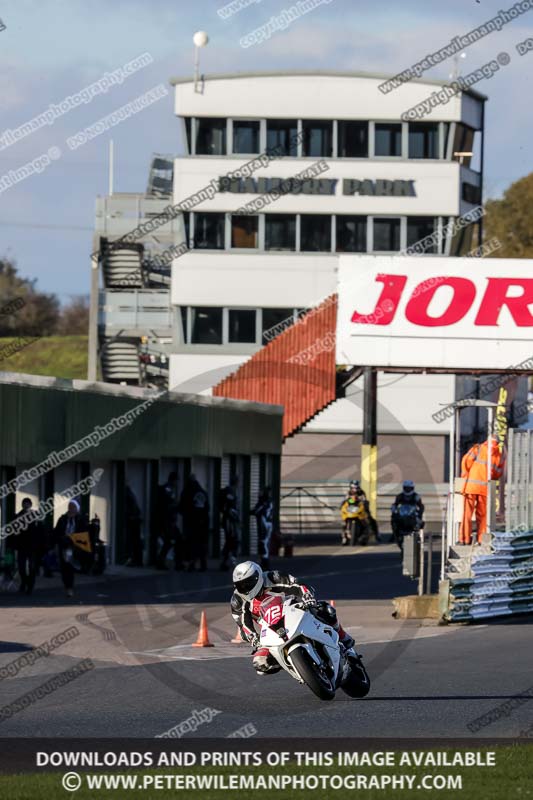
[217, 176, 417, 197]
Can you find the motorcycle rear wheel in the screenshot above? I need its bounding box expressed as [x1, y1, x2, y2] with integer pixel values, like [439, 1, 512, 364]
[289, 646, 335, 701]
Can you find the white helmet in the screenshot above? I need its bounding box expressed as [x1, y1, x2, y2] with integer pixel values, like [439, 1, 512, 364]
[232, 561, 264, 601]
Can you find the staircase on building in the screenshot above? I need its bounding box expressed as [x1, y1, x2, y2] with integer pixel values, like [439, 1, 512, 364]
[213, 295, 342, 439]
[99, 339, 141, 384]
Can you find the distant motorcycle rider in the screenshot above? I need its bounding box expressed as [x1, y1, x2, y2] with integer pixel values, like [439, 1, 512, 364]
[340, 485, 369, 546]
[342, 480, 380, 543]
[391, 480, 425, 550]
[231, 561, 356, 674]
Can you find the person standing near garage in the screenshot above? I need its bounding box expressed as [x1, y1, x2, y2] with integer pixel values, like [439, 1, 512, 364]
[219, 474, 240, 571]
[179, 474, 210, 572]
[54, 499, 90, 597]
[251, 486, 274, 569]
[12, 498, 45, 595]
[156, 472, 183, 570]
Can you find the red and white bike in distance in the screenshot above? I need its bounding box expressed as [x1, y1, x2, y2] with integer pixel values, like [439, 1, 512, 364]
[258, 594, 371, 701]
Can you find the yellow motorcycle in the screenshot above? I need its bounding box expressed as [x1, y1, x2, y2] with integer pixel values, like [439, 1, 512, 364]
[340, 498, 370, 546]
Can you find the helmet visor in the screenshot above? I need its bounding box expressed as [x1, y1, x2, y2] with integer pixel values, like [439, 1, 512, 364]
[234, 569, 260, 596]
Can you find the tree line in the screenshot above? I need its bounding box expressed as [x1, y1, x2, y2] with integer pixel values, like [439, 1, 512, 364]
[483, 173, 533, 258]
[0, 259, 89, 337]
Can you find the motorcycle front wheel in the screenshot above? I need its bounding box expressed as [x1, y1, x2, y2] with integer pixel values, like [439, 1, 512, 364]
[289, 646, 335, 701]
[349, 520, 358, 547]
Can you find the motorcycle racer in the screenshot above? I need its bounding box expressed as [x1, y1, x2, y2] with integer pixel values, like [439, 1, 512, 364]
[340, 481, 380, 543]
[390, 480, 425, 551]
[340, 490, 369, 546]
[230, 561, 356, 674]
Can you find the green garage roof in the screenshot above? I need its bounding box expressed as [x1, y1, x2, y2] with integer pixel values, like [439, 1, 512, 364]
[0, 373, 283, 465]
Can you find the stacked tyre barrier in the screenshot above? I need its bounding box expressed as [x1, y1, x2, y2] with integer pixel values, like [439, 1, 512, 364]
[446, 530, 533, 622]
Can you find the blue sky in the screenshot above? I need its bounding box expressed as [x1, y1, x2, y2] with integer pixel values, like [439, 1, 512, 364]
[0, 0, 531, 299]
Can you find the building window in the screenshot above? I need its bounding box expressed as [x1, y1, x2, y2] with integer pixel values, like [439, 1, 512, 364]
[184, 118, 192, 154]
[193, 212, 225, 249]
[265, 214, 296, 250]
[233, 120, 260, 154]
[182, 212, 190, 247]
[407, 217, 438, 253]
[262, 308, 294, 343]
[338, 121, 368, 157]
[451, 222, 475, 256]
[452, 123, 475, 167]
[375, 123, 402, 157]
[462, 183, 482, 205]
[231, 215, 259, 248]
[409, 122, 439, 159]
[229, 309, 256, 343]
[195, 117, 227, 155]
[336, 216, 367, 252]
[442, 122, 451, 159]
[190, 307, 223, 344]
[300, 215, 332, 252]
[266, 119, 298, 156]
[302, 120, 333, 157]
[180, 307, 188, 342]
[373, 218, 401, 251]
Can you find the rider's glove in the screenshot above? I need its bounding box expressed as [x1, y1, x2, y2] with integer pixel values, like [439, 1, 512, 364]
[301, 592, 317, 609]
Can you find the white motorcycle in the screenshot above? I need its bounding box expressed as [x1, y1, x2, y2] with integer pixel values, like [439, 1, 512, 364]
[258, 594, 370, 701]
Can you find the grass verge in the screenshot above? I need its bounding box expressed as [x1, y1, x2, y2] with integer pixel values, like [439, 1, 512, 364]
[0, 336, 88, 380]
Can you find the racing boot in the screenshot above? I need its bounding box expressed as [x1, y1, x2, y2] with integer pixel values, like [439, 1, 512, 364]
[252, 648, 282, 675]
[337, 625, 356, 656]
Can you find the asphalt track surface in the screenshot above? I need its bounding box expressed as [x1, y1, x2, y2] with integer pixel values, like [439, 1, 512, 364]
[1, 544, 532, 739]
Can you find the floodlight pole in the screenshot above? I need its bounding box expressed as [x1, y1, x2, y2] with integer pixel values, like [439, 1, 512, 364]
[194, 46, 200, 92]
[88, 234, 100, 382]
[446, 406, 458, 556]
[108, 139, 114, 196]
[361, 367, 378, 519]
[193, 31, 209, 94]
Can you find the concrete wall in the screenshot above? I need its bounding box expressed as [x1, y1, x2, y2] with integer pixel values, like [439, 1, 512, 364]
[173, 73, 482, 124]
[171, 252, 337, 310]
[282, 431, 448, 485]
[173, 156, 463, 217]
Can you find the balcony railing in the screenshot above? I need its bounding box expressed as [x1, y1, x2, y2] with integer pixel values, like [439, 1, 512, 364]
[99, 290, 172, 334]
[95, 193, 184, 240]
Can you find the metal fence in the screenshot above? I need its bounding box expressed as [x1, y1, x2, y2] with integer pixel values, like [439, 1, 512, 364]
[441, 426, 533, 621]
[280, 481, 448, 540]
[506, 428, 533, 533]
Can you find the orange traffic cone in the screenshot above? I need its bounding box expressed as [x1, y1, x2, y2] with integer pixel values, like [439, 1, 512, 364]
[192, 611, 214, 647]
[329, 600, 336, 608]
[231, 627, 245, 644]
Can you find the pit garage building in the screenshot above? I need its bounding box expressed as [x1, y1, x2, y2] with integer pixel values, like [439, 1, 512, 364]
[0, 373, 282, 565]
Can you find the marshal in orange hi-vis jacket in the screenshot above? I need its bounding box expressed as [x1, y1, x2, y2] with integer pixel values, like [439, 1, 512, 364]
[459, 439, 505, 545]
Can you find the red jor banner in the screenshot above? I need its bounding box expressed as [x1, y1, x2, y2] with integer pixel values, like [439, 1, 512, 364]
[337, 256, 533, 371]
